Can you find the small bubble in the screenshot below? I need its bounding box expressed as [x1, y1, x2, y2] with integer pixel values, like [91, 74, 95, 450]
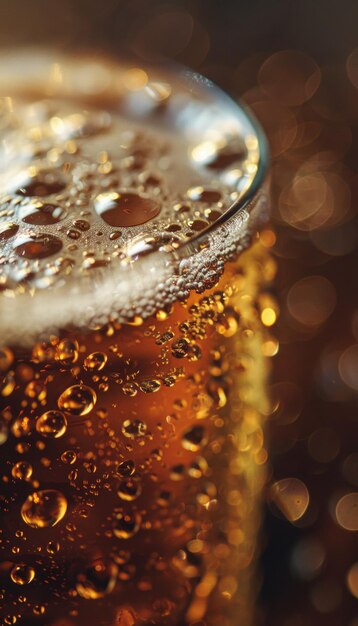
[10, 564, 35, 585]
[113, 511, 141, 539]
[58, 385, 97, 416]
[0, 347, 14, 371]
[13, 233, 63, 260]
[122, 419, 147, 439]
[84, 352, 107, 371]
[76, 559, 118, 600]
[117, 460, 135, 477]
[36, 410, 67, 438]
[95, 191, 160, 227]
[55, 339, 79, 365]
[21, 489, 67, 528]
[182, 426, 206, 452]
[12, 461, 33, 480]
[139, 379, 161, 393]
[46, 540, 60, 555]
[117, 478, 142, 501]
[61, 450, 77, 464]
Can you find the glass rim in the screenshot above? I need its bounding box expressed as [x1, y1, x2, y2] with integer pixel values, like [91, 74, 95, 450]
[0, 50, 269, 342]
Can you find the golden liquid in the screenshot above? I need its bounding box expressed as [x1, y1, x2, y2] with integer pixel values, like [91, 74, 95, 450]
[0, 240, 272, 626]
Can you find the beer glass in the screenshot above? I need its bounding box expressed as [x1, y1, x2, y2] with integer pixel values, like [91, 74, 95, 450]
[0, 52, 271, 626]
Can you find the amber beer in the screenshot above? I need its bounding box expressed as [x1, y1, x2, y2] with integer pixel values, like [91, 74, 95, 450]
[0, 54, 271, 626]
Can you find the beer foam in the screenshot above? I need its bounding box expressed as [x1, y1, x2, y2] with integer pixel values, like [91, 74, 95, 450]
[0, 52, 268, 342]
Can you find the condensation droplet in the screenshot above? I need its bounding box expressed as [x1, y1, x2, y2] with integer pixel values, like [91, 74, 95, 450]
[12, 461, 33, 481]
[13, 233, 63, 260]
[10, 564, 35, 585]
[58, 385, 97, 416]
[113, 512, 141, 539]
[122, 419, 147, 439]
[36, 410, 67, 438]
[84, 352, 108, 371]
[95, 191, 160, 227]
[76, 559, 118, 600]
[21, 489, 67, 528]
[182, 425, 206, 452]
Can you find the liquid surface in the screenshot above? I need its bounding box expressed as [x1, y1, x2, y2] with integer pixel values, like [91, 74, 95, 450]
[0, 55, 266, 340]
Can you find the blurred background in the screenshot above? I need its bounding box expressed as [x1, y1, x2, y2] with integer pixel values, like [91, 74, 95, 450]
[0, 0, 357, 624]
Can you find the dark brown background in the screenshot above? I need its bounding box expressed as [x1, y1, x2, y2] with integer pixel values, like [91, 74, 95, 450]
[0, 1, 357, 625]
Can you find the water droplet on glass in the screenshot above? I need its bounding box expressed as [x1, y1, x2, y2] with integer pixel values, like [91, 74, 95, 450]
[13, 233, 63, 260]
[16, 171, 66, 197]
[84, 352, 107, 371]
[76, 559, 118, 600]
[11, 461, 33, 480]
[117, 478, 142, 501]
[10, 564, 35, 585]
[36, 410, 67, 438]
[58, 385, 97, 416]
[94, 191, 160, 227]
[19, 202, 66, 225]
[21, 489, 68, 528]
[113, 511, 141, 539]
[335, 493, 358, 531]
[182, 426, 206, 452]
[121, 419, 147, 439]
[0, 222, 19, 240]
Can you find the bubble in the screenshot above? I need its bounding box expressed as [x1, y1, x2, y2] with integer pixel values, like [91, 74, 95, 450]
[116, 460, 135, 477]
[182, 426, 206, 452]
[46, 540, 60, 554]
[121, 419, 147, 439]
[124, 233, 180, 260]
[21, 489, 68, 528]
[270, 478, 310, 522]
[338, 344, 358, 391]
[76, 559, 118, 600]
[12, 461, 33, 480]
[84, 352, 107, 371]
[19, 202, 66, 225]
[335, 493, 358, 531]
[94, 191, 160, 227]
[61, 450, 77, 464]
[10, 564, 35, 585]
[0, 222, 19, 240]
[342, 453, 358, 487]
[187, 187, 221, 203]
[117, 478, 142, 501]
[13, 233, 63, 260]
[15, 170, 66, 197]
[172, 338, 190, 359]
[55, 339, 79, 365]
[1, 371, 15, 396]
[58, 385, 97, 416]
[139, 379, 161, 393]
[36, 410, 67, 438]
[113, 511, 141, 539]
[346, 562, 358, 599]
[287, 276, 336, 327]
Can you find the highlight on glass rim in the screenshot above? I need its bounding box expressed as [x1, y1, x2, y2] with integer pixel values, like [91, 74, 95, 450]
[0, 52, 272, 626]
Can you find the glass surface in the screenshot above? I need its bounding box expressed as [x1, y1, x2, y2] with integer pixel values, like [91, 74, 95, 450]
[0, 53, 270, 626]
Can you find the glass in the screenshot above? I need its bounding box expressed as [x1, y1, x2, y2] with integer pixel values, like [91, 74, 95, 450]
[0, 52, 271, 626]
